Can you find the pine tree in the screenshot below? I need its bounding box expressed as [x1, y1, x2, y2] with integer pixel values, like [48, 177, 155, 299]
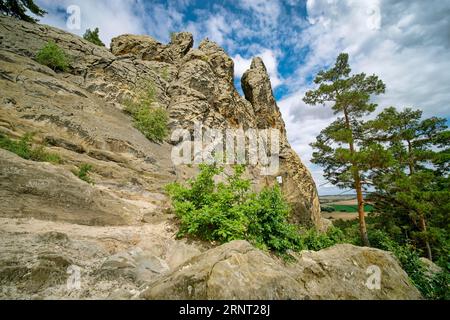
[304, 53, 386, 246]
[0, 0, 46, 23]
[368, 107, 449, 260]
[83, 28, 105, 47]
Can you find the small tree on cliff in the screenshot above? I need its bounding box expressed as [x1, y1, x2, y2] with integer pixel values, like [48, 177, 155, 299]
[304, 53, 386, 246]
[0, 0, 47, 23]
[83, 28, 105, 47]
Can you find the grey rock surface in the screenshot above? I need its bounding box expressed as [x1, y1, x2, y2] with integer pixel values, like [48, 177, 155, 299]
[140, 240, 422, 300]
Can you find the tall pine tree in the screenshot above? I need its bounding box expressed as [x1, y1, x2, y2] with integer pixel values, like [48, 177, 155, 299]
[304, 53, 386, 246]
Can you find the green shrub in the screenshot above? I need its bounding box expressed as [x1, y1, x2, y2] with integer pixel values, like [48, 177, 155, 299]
[392, 243, 449, 300]
[133, 107, 168, 143]
[124, 83, 168, 143]
[166, 164, 303, 254]
[299, 227, 348, 251]
[83, 28, 105, 46]
[0, 133, 61, 164]
[36, 41, 69, 72]
[73, 163, 94, 184]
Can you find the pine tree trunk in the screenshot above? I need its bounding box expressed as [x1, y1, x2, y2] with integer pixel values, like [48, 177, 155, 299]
[343, 108, 370, 247]
[420, 216, 433, 261]
[355, 172, 370, 246]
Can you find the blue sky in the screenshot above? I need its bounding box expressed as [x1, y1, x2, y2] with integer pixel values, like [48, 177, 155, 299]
[35, 0, 450, 195]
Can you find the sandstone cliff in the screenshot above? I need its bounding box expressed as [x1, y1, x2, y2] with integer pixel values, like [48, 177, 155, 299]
[0, 16, 420, 300]
[0, 15, 322, 228]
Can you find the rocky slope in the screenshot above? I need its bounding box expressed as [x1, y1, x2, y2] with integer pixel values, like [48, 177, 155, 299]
[0, 16, 420, 299]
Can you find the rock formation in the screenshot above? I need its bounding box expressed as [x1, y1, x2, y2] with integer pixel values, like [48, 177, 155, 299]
[0, 16, 420, 299]
[141, 241, 421, 300]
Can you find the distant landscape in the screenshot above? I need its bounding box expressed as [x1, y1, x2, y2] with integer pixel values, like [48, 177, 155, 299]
[320, 195, 374, 221]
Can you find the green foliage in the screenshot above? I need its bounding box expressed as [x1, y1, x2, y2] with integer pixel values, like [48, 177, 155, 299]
[124, 83, 168, 143]
[36, 41, 69, 72]
[133, 107, 168, 143]
[367, 107, 449, 262]
[299, 227, 349, 251]
[371, 230, 449, 300]
[83, 28, 105, 47]
[73, 163, 94, 184]
[304, 53, 387, 246]
[0, 0, 47, 23]
[167, 164, 360, 255]
[305, 53, 387, 190]
[0, 132, 61, 164]
[167, 164, 303, 254]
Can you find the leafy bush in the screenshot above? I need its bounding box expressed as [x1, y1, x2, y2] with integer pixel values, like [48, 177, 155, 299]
[0, 133, 61, 164]
[36, 41, 69, 72]
[133, 107, 168, 143]
[299, 227, 349, 251]
[73, 163, 94, 184]
[167, 164, 359, 255]
[166, 164, 303, 254]
[83, 28, 105, 46]
[124, 83, 168, 143]
[367, 230, 449, 300]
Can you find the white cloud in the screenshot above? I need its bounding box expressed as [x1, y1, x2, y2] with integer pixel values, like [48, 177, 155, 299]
[36, 0, 148, 46]
[204, 15, 231, 45]
[239, 0, 281, 31]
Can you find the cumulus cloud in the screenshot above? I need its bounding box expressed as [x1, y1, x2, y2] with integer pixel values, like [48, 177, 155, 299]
[36, 0, 148, 46]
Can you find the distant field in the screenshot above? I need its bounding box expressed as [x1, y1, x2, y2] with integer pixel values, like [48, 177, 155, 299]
[328, 204, 374, 213]
[320, 196, 374, 221]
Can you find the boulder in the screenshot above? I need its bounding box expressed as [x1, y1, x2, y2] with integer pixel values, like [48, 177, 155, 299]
[140, 241, 422, 300]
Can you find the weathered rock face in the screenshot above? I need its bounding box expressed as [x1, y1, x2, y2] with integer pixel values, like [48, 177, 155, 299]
[242, 58, 323, 228]
[111, 32, 194, 64]
[0, 149, 139, 226]
[140, 241, 422, 300]
[0, 217, 203, 299]
[0, 16, 420, 301]
[0, 14, 322, 228]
